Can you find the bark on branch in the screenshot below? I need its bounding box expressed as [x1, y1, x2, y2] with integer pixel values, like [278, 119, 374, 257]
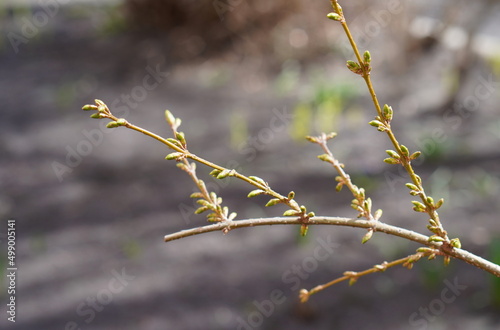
[164, 216, 500, 277]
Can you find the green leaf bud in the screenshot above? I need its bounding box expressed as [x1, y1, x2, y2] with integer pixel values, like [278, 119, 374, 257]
[165, 110, 176, 126]
[361, 229, 373, 244]
[450, 238, 461, 249]
[385, 150, 400, 159]
[175, 131, 186, 146]
[194, 206, 209, 214]
[216, 169, 232, 179]
[196, 199, 210, 206]
[247, 189, 265, 198]
[383, 158, 400, 165]
[327, 12, 342, 21]
[412, 201, 426, 212]
[382, 104, 393, 121]
[176, 163, 187, 171]
[325, 132, 338, 140]
[166, 138, 183, 148]
[305, 136, 317, 143]
[106, 121, 119, 128]
[346, 60, 360, 70]
[443, 256, 451, 266]
[94, 99, 105, 107]
[265, 198, 281, 207]
[209, 169, 222, 177]
[369, 120, 383, 128]
[317, 154, 333, 162]
[410, 151, 421, 160]
[417, 247, 434, 253]
[405, 183, 419, 191]
[82, 104, 98, 111]
[363, 50, 371, 64]
[165, 152, 184, 160]
[358, 188, 365, 198]
[346, 60, 362, 74]
[426, 224, 440, 234]
[428, 235, 445, 242]
[400, 145, 409, 157]
[363, 198, 372, 212]
[249, 176, 266, 186]
[283, 209, 300, 217]
[300, 224, 308, 237]
[116, 118, 127, 126]
[190, 192, 204, 199]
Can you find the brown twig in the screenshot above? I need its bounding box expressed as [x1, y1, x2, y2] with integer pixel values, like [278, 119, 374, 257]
[163, 216, 500, 277]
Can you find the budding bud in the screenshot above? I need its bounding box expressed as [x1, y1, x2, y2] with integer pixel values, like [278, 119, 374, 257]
[361, 229, 373, 244]
[346, 60, 362, 74]
[106, 121, 119, 128]
[82, 104, 98, 111]
[165, 110, 176, 126]
[382, 104, 393, 122]
[363, 50, 371, 64]
[327, 12, 342, 21]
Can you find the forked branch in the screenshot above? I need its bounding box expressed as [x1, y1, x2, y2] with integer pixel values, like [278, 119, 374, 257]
[81, 0, 500, 303]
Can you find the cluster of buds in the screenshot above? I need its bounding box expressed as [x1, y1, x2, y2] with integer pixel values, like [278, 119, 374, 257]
[82, 99, 129, 128]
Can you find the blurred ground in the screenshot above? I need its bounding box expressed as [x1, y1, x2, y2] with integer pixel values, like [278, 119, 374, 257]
[1, 0, 500, 329]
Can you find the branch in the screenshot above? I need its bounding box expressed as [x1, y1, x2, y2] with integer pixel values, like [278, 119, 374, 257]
[164, 216, 500, 277]
[300, 253, 424, 302]
[328, 0, 450, 242]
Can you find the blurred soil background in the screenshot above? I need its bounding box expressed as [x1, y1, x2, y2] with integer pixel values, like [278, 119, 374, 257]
[1, 0, 500, 329]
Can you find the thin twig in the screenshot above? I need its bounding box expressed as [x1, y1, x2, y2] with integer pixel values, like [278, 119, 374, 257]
[328, 0, 450, 243]
[300, 253, 424, 302]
